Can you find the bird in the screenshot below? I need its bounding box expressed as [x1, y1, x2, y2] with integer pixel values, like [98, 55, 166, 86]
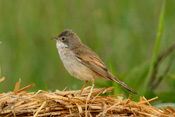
[51, 29, 137, 94]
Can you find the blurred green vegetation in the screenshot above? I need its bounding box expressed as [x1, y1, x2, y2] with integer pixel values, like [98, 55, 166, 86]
[0, 0, 175, 106]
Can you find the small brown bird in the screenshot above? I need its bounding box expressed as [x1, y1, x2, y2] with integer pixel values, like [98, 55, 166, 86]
[52, 29, 137, 94]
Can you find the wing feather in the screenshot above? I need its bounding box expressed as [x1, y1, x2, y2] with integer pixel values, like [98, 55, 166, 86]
[72, 44, 111, 78]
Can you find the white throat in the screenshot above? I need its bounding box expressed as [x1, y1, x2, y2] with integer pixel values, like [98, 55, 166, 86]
[56, 41, 68, 49]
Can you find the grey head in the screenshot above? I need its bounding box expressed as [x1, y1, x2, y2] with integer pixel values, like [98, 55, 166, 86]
[51, 29, 81, 49]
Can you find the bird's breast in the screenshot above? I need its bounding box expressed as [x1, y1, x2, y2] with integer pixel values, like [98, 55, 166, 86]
[56, 42, 97, 81]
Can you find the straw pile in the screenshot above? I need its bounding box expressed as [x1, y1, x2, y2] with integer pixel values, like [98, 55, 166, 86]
[0, 78, 175, 117]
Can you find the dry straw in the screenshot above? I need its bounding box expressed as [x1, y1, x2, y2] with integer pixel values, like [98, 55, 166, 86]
[0, 78, 175, 117]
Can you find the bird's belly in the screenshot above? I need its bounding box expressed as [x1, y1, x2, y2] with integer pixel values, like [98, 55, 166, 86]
[58, 48, 95, 81]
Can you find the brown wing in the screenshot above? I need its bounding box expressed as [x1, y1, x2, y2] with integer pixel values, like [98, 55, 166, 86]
[72, 44, 112, 79]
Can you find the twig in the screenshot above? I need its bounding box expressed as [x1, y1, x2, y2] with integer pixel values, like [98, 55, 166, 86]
[139, 96, 158, 104]
[151, 55, 175, 90]
[85, 80, 94, 117]
[17, 83, 35, 93]
[34, 101, 46, 117]
[149, 43, 175, 88]
[14, 78, 21, 95]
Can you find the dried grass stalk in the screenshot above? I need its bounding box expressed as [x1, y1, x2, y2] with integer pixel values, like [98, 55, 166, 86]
[0, 79, 175, 117]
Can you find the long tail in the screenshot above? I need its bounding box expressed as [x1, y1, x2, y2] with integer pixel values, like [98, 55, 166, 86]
[109, 76, 137, 94]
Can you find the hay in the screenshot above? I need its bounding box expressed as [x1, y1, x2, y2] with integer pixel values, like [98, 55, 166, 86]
[0, 78, 175, 117]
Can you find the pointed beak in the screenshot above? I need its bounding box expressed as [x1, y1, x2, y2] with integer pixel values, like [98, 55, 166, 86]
[51, 37, 59, 41]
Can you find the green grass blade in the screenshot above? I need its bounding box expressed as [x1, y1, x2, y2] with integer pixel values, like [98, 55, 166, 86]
[109, 59, 121, 94]
[142, 0, 166, 95]
[0, 67, 1, 78]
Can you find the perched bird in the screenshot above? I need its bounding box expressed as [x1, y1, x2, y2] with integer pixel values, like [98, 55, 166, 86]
[52, 29, 137, 94]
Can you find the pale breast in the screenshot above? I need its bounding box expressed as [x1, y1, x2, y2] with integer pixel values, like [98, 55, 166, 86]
[56, 42, 96, 81]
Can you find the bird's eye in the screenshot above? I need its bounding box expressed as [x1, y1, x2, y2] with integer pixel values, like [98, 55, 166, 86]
[62, 37, 65, 41]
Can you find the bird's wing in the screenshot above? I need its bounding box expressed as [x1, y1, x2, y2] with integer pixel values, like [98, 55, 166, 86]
[73, 44, 111, 79]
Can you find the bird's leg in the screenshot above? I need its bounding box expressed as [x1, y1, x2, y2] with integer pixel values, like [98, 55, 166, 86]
[92, 79, 94, 87]
[80, 81, 88, 94]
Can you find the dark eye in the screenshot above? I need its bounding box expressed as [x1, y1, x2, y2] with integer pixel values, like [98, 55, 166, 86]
[62, 37, 65, 41]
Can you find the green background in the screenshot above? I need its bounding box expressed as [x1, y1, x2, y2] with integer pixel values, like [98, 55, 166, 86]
[0, 0, 175, 106]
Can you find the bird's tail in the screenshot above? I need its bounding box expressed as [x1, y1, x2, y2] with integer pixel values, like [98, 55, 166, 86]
[109, 76, 137, 94]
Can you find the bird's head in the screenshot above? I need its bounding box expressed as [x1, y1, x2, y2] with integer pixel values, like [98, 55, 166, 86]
[51, 29, 81, 49]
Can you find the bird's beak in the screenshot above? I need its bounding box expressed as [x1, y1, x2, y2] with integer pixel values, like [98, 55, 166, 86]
[51, 37, 58, 41]
[51, 37, 60, 41]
